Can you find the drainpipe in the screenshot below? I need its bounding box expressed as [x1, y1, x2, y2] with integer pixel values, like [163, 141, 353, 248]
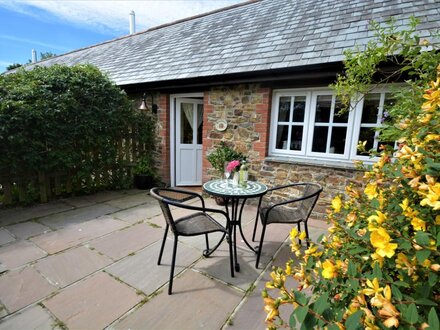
[129, 10, 136, 34]
[31, 49, 37, 63]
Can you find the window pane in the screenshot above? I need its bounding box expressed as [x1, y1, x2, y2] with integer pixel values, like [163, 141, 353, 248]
[180, 104, 193, 144]
[197, 104, 203, 145]
[361, 94, 380, 124]
[357, 127, 375, 155]
[315, 95, 332, 123]
[330, 127, 347, 154]
[276, 125, 289, 149]
[312, 126, 328, 152]
[278, 97, 291, 122]
[290, 126, 303, 150]
[292, 96, 306, 122]
[382, 93, 395, 124]
[333, 98, 348, 123]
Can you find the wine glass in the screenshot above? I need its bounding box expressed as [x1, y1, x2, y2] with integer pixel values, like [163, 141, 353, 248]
[224, 162, 231, 184]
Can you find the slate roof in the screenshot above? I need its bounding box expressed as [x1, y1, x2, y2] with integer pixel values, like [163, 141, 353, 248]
[23, 0, 440, 86]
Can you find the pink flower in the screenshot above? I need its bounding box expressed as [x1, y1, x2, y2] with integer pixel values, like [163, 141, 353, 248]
[227, 160, 240, 172]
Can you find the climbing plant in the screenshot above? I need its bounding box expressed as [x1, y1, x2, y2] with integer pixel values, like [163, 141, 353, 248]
[263, 19, 440, 329]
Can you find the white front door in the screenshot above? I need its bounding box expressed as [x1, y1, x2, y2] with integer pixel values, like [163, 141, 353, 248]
[175, 98, 203, 186]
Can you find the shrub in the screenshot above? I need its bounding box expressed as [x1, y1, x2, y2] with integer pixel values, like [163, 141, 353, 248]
[263, 19, 439, 329]
[0, 64, 156, 198]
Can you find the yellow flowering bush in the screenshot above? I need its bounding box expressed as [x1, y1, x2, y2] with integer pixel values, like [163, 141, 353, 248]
[263, 20, 439, 330]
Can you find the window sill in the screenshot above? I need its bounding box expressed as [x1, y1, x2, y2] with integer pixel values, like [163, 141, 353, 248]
[265, 155, 368, 171]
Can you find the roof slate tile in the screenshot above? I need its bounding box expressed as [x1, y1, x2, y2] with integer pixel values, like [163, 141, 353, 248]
[21, 0, 440, 86]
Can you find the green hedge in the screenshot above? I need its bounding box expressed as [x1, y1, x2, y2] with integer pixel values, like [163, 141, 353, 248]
[0, 64, 156, 200]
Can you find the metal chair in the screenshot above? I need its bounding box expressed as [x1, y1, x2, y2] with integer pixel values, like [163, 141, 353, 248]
[150, 187, 234, 294]
[252, 183, 323, 268]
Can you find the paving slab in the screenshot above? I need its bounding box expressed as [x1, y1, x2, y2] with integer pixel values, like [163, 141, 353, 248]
[0, 241, 47, 270]
[106, 239, 201, 295]
[38, 204, 120, 230]
[0, 229, 14, 246]
[60, 195, 96, 208]
[43, 272, 143, 330]
[0, 267, 57, 313]
[226, 244, 296, 330]
[35, 246, 112, 288]
[6, 221, 51, 240]
[0, 202, 73, 226]
[80, 190, 131, 203]
[0, 305, 60, 330]
[89, 222, 163, 260]
[103, 193, 151, 209]
[112, 203, 163, 224]
[112, 269, 242, 329]
[30, 216, 128, 254]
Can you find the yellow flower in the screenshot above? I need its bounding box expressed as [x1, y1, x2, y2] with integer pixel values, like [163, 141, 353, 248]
[332, 196, 342, 213]
[367, 211, 387, 225]
[364, 182, 378, 200]
[263, 297, 279, 322]
[420, 183, 440, 210]
[411, 217, 426, 231]
[299, 231, 307, 240]
[322, 260, 337, 279]
[370, 227, 397, 258]
[361, 278, 383, 296]
[346, 212, 357, 227]
[290, 228, 298, 240]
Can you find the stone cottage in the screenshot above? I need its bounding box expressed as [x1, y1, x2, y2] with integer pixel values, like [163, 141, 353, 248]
[24, 0, 440, 218]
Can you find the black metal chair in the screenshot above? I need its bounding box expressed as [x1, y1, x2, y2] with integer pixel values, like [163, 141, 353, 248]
[252, 183, 323, 268]
[150, 187, 234, 294]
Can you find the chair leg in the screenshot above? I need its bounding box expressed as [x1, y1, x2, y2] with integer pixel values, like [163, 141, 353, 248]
[158, 224, 169, 265]
[227, 231, 234, 278]
[255, 223, 267, 269]
[297, 222, 302, 246]
[205, 233, 210, 252]
[304, 221, 310, 248]
[168, 235, 178, 295]
[252, 210, 259, 242]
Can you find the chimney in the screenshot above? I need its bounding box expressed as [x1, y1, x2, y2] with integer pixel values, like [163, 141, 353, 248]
[31, 49, 37, 63]
[129, 10, 135, 34]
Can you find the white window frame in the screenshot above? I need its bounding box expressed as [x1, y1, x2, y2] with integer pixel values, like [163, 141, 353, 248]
[269, 91, 311, 156]
[351, 88, 395, 161]
[269, 87, 395, 165]
[306, 91, 355, 160]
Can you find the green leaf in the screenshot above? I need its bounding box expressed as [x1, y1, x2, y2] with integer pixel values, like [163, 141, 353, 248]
[327, 325, 340, 330]
[416, 250, 431, 264]
[406, 303, 419, 324]
[301, 313, 317, 330]
[313, 293, 330, 315]
[428, 272, 438, 287]
[289, 312, 297, 329]
[294, 291, 308, 306]
[415, 231, 430, 246]
[391, 285, 403, 301]
[428, 308, 439, 330]
[345, 310, 363, 330]
[373, 262, 383, 280]
[295, 306, 309, 324]
[347, 260, 357, 277]
[414, 298, 438, 306]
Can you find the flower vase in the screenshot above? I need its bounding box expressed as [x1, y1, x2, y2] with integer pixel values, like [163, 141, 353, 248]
[232, 172, 239, 187]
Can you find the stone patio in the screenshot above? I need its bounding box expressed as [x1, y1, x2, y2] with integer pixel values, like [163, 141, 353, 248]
[0, 189, 328, 329]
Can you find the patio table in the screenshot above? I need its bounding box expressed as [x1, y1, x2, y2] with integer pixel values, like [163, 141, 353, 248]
[203, 179, 267, 271]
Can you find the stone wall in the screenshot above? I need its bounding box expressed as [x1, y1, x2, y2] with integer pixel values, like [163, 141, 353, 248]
[257, 160, 364, 220]
[202, 84, 271, 182]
